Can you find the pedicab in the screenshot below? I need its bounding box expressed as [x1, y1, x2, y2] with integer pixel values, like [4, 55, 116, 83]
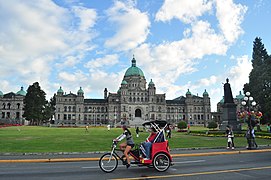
[99, 120, 173, 173]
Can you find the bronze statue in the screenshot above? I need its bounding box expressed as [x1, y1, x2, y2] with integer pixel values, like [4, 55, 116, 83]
[224, 78, 234, 104]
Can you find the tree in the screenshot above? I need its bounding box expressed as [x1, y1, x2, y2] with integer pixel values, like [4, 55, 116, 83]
[244, 37, 271, 124]
[43, 94, 56, 124]
[23, 82, 47, 125]
[207, 121, 218, 130]
[177, 121, 187, 129]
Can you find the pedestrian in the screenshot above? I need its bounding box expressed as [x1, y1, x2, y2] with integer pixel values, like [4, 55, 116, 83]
[166, 126, 171, 139]
[225, 125, 234, 150]
[251, 127, 258, 148]
[85, 124, 89, 133]
[136, 126, 139, 138]
[267, 124, 270, 133]
[107, 124, 111, 131]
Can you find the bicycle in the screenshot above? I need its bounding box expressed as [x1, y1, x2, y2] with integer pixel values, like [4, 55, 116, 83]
[99, 120, 173, 173]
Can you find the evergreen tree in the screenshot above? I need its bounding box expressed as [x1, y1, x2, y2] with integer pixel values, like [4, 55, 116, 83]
[23, 82, 47, 125]
[245, 37, 271, 124]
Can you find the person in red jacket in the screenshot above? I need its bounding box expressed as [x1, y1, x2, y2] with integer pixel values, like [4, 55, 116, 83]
[142, 127, 157, 159]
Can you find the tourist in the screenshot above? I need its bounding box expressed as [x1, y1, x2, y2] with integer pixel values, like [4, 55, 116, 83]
[225, 125, 234, 150]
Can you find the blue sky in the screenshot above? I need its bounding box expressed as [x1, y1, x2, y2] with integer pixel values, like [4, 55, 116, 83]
[0, 0, 270, 111]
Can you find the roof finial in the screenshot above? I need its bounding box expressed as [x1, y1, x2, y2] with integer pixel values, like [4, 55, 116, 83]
[132, 55, 136, 67]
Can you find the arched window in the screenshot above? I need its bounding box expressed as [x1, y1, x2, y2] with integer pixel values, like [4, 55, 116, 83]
[68, 106, 71, 112]
[17, 103, 20, 109]
[158, 106, 161, 112]
[64, 106, 67, 112]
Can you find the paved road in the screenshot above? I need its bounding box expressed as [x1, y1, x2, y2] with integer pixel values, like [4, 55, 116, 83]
[1, 148, 271, 180]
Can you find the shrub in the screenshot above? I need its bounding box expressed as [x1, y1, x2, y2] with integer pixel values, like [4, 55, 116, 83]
[178, 121, 187, 129]
[207, 121, 218, 130]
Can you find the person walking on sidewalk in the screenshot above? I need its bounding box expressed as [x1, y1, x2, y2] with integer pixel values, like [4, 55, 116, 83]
[226, 125, 235, 150]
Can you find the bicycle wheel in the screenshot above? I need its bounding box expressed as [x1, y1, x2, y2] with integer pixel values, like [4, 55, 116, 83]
[153, 153, 170, 172]
[99, 153, 118, 173]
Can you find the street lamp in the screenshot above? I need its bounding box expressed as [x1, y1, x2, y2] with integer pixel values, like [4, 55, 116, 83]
[241, 91, 256, 149]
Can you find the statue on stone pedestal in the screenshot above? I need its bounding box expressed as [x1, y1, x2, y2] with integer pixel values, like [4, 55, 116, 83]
[220, 78, 241, 131]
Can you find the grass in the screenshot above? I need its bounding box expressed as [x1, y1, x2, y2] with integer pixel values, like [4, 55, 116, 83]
[0, 126, 270, 153]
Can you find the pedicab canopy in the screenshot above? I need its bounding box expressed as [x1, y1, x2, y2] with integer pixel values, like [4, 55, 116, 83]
[142, 120, 168, 129]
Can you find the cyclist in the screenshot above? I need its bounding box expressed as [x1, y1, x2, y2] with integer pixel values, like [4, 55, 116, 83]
[114, 125, 134, 168]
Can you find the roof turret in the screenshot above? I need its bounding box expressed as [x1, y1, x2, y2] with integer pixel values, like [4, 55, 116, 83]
[236, 91, 244, 100]
[16, 87, 27, 96]
[124, 56, 144, 77]
[186, 89, 192, 96]
[57, 86, 64, 93]
[203, 89, 209, 96]
[77, 87, 84, 94]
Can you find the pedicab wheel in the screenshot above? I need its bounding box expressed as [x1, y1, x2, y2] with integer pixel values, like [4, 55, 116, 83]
[99, 153, 118, 173]
[153, 153, 170, 172]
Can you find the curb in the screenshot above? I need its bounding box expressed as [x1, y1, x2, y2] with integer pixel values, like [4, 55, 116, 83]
[1, 148, 271, 163]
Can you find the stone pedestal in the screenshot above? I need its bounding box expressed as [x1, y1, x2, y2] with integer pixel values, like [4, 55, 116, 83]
[220, 103, 241, 131]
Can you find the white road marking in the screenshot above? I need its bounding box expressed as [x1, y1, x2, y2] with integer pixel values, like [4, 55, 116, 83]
[81, 160, 206, 169]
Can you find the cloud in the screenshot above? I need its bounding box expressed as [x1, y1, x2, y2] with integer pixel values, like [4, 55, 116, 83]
[228, 55, 252, 94]
[215, 0, 247, 43]
[104, 1, 150, 51]
[155, 0, 213, 23]
[84, 54, 119, 69]
[72, 6, 97, 31]
[0, 0, 98, 98]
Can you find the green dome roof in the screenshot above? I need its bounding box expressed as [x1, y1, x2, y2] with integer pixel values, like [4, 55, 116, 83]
[16, 87, 26, 96]
[124, 56, 144, 77]
[236, 91, 244, 100]
[57, 86, 64, 93]
[121, 80, 128, 85]
[0, 90, 3, 96]
[203, 89, 209, 96]
[186, 89, 191, 95]
[77, 87, 84, 94]
[149, 79, 155, 86]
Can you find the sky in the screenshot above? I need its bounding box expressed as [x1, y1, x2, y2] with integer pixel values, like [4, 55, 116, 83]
[0, 0, 270, 111]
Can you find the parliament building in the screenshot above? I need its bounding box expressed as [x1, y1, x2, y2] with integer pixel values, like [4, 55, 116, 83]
[54, 57, 211, 126]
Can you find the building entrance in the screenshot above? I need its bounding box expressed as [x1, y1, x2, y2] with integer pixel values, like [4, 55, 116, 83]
[135, 109, 142, 117]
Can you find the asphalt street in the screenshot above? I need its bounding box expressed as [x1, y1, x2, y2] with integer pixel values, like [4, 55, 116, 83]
[1, 147, 271, 180]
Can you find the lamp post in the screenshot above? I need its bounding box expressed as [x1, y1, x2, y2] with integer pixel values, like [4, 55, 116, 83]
[241, 92, 256, 149]
[114, 107, 116, 128]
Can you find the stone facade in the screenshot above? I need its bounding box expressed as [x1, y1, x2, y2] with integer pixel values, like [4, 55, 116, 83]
[55, 57, 211, 126]
[0, 87, 26, 124]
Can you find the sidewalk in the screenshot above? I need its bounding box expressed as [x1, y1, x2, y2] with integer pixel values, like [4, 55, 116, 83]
[0, 146, 271, 163]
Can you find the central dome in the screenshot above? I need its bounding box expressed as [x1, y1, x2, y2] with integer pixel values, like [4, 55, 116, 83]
[124, 56, 144, 77]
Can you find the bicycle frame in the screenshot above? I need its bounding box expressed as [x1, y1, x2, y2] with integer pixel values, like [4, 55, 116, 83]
[110, 142, 140, 164]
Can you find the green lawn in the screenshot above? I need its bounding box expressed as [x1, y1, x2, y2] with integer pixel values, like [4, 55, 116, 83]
[0, 126, 270, 153]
